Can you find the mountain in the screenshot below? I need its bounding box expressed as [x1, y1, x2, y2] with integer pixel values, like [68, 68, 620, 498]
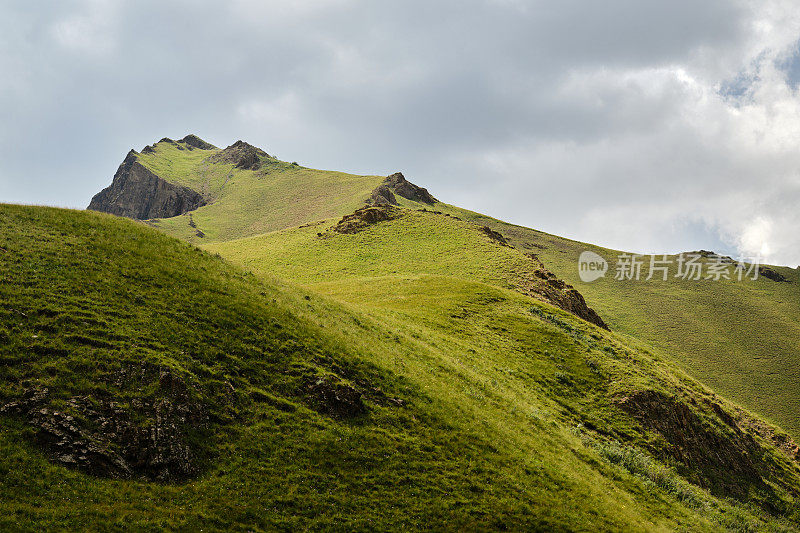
[88, 136, 607, 328]
[3, 134, 795, 529]
[90, 135, 800, 442]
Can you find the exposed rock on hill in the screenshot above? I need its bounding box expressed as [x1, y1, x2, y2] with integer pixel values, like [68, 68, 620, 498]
[210, 140, 268, 171]
[306, 376, 366, 418]
[333, 204, 403, 234]
[369, 172, 437, 205]
[1, 365, 210, 482]
[480, 226, 510, 246]
[615, 390, 769, 501]
[526, 253, 608, 329]
[179, 134, 217, 150]
[88, 151, 206, 219]
[759, 266, 790, 283]
[684, 250, 791, 282]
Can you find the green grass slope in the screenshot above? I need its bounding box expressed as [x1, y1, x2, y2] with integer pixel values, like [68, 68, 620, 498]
[4, 204, 800, 530]
[209, 204, 800, 527]
[445, 207, 800, 441]
[206, 209, 541, 292]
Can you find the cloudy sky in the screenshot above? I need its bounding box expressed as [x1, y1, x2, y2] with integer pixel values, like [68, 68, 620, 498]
[2, 1, 800, 266]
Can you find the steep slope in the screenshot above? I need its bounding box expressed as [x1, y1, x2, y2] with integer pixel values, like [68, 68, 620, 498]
[4, 204, 800, 530]
[441, 207, 800, 441]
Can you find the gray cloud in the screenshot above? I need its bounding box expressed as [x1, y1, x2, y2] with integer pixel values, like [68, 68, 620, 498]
[1, 0, 799, 265]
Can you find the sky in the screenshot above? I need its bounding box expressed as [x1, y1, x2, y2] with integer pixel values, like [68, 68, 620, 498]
[2, 1, 800, 266]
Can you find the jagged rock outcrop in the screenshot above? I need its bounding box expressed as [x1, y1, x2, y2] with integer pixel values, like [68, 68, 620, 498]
[1, 366, 209, 482]
[209, 140, 268, 171]
[332, 204, 403, 234]
[179, 134, 217, 150]
[528, 264, 609, 329]
[369, 172, 437, 205]
[88, 150, 206, 219]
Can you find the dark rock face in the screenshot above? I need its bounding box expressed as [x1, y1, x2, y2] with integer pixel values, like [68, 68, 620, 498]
[306, 376, 366, 418]
[179, 134, 217, 150]
[1, 368, 209, 482]
[368, 172, 437, 205]
[529, 266, 609, 329]
[88, 151, 206, 219]
[210, 140, 268, 171]
[759, 266, 790, 282]
[616, 390, 768, 501]
[332, 205, 403, 234]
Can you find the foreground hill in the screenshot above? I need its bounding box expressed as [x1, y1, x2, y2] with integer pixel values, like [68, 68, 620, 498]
[4, 204, 800, 530]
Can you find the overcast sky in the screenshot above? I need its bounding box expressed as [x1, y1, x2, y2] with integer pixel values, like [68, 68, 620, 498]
[2, 1, 800, 266]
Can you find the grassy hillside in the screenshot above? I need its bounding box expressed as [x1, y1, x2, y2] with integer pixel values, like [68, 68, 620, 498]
[205, 189, 800, 441]
[445, 207, 800, 441]
[3, 204, 800, 530]
[208, 204, 800, 527]
[207, 209, 542, 292]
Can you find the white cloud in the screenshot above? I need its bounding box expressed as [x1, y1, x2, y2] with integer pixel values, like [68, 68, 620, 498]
[50, 0, 119, 56]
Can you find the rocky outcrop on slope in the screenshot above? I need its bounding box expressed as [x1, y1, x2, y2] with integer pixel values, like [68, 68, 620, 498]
[88, 150, 206, 219]
[305, 376, 366, 418]
[526, 257, 609, 329]
[209, 140, 269, 170]
[615, 390, 770, 501]
[480, 226, 510, 246]
[179, 134, 217, 150]
[332, 204, 403, 234]
[369, 172, 437, 205]
[684, 250, 791, 282]
[1, 366, 209, 482]
[758, 266, 790, 282]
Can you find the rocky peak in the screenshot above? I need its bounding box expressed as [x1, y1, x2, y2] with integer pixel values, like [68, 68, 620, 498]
[210, 140, 269, 171]
[179, 134, 217, 150]
[369, 172, 437, 205]
[88, 151, 206, 220]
